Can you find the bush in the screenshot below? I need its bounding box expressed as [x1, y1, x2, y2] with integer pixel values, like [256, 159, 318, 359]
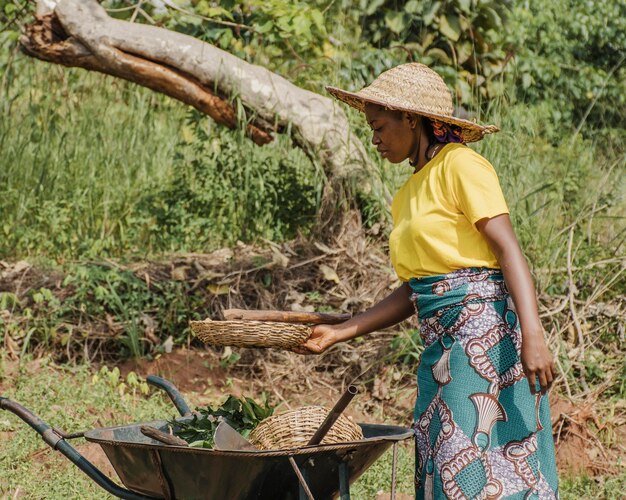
[134, 111, 322, 252]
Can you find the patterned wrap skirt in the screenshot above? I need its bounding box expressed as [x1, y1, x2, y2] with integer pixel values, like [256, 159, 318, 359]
[409, 268, 559, 499]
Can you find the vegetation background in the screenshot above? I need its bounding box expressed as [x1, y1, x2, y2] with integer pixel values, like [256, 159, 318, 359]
[0, 0, 624, 498]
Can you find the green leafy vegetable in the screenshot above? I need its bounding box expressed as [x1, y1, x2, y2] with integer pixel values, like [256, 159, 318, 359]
[172, 395, 274, 448]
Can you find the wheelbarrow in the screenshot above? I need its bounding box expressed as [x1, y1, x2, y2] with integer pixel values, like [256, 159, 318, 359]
[1, 375, 412, 499]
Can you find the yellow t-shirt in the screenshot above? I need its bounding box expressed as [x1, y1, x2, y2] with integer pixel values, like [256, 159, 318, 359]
[390, 143, 509, 280]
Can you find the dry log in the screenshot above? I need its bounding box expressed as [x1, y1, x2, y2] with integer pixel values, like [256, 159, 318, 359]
[223, 308, 351, 324]
[140, 425, 189, 447]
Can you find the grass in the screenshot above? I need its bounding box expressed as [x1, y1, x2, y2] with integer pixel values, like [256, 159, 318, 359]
[0, 55, 323, 260]
[0, 358, 172, 498]
[0, 59, 185, 259]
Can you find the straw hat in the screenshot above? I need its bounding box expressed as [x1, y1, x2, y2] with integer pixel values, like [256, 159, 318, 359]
[326, 63, 499, 143]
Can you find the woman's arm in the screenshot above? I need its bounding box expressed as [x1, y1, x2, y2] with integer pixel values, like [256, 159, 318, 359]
[476, 214, 557, 394]
[293, 282, 415, 354]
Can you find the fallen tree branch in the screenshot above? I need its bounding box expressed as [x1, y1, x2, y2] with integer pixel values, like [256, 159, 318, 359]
[20, 12, 273, 145]
[22, 0, 385, 206]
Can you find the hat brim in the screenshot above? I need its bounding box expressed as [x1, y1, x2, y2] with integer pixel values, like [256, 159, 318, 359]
[326, 86, 499, 143]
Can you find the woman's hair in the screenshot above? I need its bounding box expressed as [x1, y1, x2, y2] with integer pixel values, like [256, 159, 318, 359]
[413, 115, 465, 145]
[429, 119, 465, 144]
[422, 118, 436, 143]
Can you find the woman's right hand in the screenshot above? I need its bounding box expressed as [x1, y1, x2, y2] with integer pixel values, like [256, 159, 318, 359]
[292, 323, 340, 355]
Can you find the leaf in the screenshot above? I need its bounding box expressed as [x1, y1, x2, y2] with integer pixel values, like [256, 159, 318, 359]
[310, 9, 325, 31]
[455, 79, 472, 105]
[405, 0, 420, 14]
[292, 14, 312, 37]
[271, 247, 289, 268]
[458, 0, 471, 14]
[522, 73, 534, 89]
[422, 1, 441, 26]
[384, 11, 408, 34]
[172, 395, 274, 448]
[439, 14, 461, 42]
[365, 0, 385, 16]
[170, 266, 189, 281]
[456, 41, 473, 64]
[218, 28, 233, 49]
[319, 264, 340, 284]
[426, 47, 451, 64]
[207, 283, 230, 295]
[204, 7, 235, 22]
[482, 6, 502, 29]
[255, 20, 274, 34]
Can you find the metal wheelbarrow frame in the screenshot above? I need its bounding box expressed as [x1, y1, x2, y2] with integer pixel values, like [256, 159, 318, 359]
[1, 375, 412, 499]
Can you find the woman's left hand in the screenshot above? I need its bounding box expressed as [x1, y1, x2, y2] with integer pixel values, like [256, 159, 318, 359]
[520, 333, 557, 395]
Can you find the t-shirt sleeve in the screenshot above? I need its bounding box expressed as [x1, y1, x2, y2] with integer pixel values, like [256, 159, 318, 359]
[445, 148, 509, 225]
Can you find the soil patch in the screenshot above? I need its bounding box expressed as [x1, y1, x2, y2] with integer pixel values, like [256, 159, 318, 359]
[116, 347, 408, 424]
[119, 348, 226, 394]
[73, 443, 118, 480]
[551, 394, 623, 476]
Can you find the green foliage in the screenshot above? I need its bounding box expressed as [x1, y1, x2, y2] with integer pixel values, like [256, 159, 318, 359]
[499, 0, 626, 130]
[135, 111, 322, 252]
[0, 57, 321, 258]
[0, 59, 185, 259]
[476, 100, 625, 300]
[173, 394, 274, 448]
[0, 0, 32, 34]
[389, 328, 423, 367]
[355, 0, 512, 104]
[351, 444, 415, 497]
[559, 473, 626, 499]
[1, 262, 206, 358]
[103, 0, 331, 84]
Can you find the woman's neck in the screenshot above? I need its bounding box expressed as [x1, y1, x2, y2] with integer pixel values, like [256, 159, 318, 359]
[412, 142, 446, 173]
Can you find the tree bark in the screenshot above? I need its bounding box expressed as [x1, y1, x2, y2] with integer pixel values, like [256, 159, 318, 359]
[22, 0, 385, 202]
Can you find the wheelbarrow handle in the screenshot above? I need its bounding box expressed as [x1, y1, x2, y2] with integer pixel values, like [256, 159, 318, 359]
[307, 385, 358, 446]
[146, 375, 193, 417]
[0, 396, 160, 500]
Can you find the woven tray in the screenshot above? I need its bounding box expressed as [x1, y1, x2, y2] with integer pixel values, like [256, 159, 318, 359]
[249, 406, 363, 450]
[190, 319, 311, 349]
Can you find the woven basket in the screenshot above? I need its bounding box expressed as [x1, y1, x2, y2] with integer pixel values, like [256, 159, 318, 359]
[190, 319, 311, 349]
[249, 406, 363, 450]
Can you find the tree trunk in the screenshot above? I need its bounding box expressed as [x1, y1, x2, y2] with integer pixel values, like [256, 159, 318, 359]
[22, 0, 388, 213]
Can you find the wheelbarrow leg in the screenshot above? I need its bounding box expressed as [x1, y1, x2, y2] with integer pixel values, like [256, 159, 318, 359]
[288, 456, 314, 500]
[0, 397, 161, 500]
[390, 442, 398, 500]
[339, 461, 350, 500]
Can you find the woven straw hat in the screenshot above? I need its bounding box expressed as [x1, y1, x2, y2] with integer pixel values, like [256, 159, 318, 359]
[326, 63, 499, 143]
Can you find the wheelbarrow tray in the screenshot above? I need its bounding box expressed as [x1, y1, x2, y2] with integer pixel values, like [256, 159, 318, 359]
[85, 417, 412, 500]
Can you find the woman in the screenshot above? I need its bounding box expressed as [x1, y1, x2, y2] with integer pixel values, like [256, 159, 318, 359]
[295, 64, 559, 498]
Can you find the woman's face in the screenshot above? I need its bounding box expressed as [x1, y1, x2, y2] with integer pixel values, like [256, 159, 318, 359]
[364, 103, 419, 164]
